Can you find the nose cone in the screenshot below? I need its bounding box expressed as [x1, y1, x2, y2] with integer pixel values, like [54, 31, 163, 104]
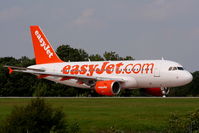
[182, 71, 193, 85]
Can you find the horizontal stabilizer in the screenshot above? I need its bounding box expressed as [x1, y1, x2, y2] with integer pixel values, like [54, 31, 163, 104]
[3, 65, 45, 73]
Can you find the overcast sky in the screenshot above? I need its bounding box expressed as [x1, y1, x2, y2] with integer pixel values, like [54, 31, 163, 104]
[0, 0, 198, 72]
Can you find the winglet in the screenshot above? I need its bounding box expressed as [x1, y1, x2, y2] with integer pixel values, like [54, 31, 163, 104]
[8, 67, 13, 74]
[30, 25, 63, 64]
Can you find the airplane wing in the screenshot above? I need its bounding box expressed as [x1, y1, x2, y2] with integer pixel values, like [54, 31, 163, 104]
[3, 65, 125, 82]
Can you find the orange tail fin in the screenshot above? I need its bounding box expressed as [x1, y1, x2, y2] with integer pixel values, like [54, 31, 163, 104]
[30, 25, 63, 64]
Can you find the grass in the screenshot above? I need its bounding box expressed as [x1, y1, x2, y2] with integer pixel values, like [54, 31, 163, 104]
[0, 97, 199, 132]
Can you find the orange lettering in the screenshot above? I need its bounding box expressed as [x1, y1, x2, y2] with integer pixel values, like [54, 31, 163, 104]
[115, 62, 123, 74]
[80, 65, 88, 75]
[70, 65, 79, 75]
[88, 64, 99, 76]
[106, 64, 115, 74]
[63, 65, 71, 74]
[141, 63, 154, 74]
[63, 62, 155, 76]
[96, 62, 109, 74]
[132, 64, 141, 74]
[125, 64, 133, 74]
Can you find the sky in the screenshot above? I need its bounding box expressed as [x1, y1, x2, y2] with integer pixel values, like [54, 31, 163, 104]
[0, 0, 198, 72]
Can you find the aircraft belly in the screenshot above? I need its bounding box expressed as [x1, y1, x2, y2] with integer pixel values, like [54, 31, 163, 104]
[136, 75, 162, 88]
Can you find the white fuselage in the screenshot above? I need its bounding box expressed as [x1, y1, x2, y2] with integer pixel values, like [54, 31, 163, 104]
[28, 60, 193, 89]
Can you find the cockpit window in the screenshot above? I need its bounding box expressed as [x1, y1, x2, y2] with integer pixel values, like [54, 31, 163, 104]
[169, 66, 184, 71]
[173, 67, 177, 70]
[177, 67, 184, 70]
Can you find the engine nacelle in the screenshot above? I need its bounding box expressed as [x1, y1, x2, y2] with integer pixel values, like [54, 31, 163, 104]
[95, 80, 121, 96]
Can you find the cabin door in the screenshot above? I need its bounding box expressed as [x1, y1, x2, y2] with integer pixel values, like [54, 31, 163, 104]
[154, 68, 160, 77]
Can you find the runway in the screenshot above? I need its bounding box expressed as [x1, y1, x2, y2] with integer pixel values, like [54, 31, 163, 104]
[0, 96, 198, 99]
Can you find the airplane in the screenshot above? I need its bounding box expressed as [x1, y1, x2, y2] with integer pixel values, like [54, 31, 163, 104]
[4, 25, 193, 97]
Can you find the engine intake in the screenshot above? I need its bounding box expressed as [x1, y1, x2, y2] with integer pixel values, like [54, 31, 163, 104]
[95, 80, 121, 96]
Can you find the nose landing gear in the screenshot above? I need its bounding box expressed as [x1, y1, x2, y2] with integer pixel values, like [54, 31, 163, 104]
[161, 87, 170, 97]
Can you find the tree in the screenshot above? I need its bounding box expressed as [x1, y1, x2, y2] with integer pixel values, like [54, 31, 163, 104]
[0, 57, 19, 66]
[56, 45, 89, 62]
[0, 57, 36, 96]
[18, 56, 35, 67]
[0, 98, 68, 133]
[89, 54, 104, 61]
[123, 56, 134, 60]
[103, 51, 120, 61]
[190, 71, 199, 96]
[103, 51, 134, 61]
[167, 109, 199, 133]
[78, 49, 89, 61]
[32, 81, 49, 96]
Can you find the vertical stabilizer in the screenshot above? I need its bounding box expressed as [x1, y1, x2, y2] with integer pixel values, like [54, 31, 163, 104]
[30, 25, 63, 64]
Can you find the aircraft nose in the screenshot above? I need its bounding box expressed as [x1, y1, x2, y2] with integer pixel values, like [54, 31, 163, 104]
[183, 71, 193, 84]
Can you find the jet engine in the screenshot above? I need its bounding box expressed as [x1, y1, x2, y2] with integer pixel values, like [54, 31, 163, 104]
[95, 80, 121, 96]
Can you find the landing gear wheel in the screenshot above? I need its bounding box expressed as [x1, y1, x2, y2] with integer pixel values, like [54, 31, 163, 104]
[161, 87, 170, 97]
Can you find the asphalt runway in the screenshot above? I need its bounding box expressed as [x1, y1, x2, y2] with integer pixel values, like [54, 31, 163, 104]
[0, 97, 198, 99]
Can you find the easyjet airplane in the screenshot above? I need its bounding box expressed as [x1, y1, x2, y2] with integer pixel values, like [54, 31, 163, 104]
[4, 26, 193, 97]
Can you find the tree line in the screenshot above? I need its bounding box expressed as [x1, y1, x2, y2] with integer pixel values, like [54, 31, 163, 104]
[0, 45, 198, 97]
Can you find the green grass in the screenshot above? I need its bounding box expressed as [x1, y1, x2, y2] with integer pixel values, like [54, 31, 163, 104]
[0, 98, 199, 132]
